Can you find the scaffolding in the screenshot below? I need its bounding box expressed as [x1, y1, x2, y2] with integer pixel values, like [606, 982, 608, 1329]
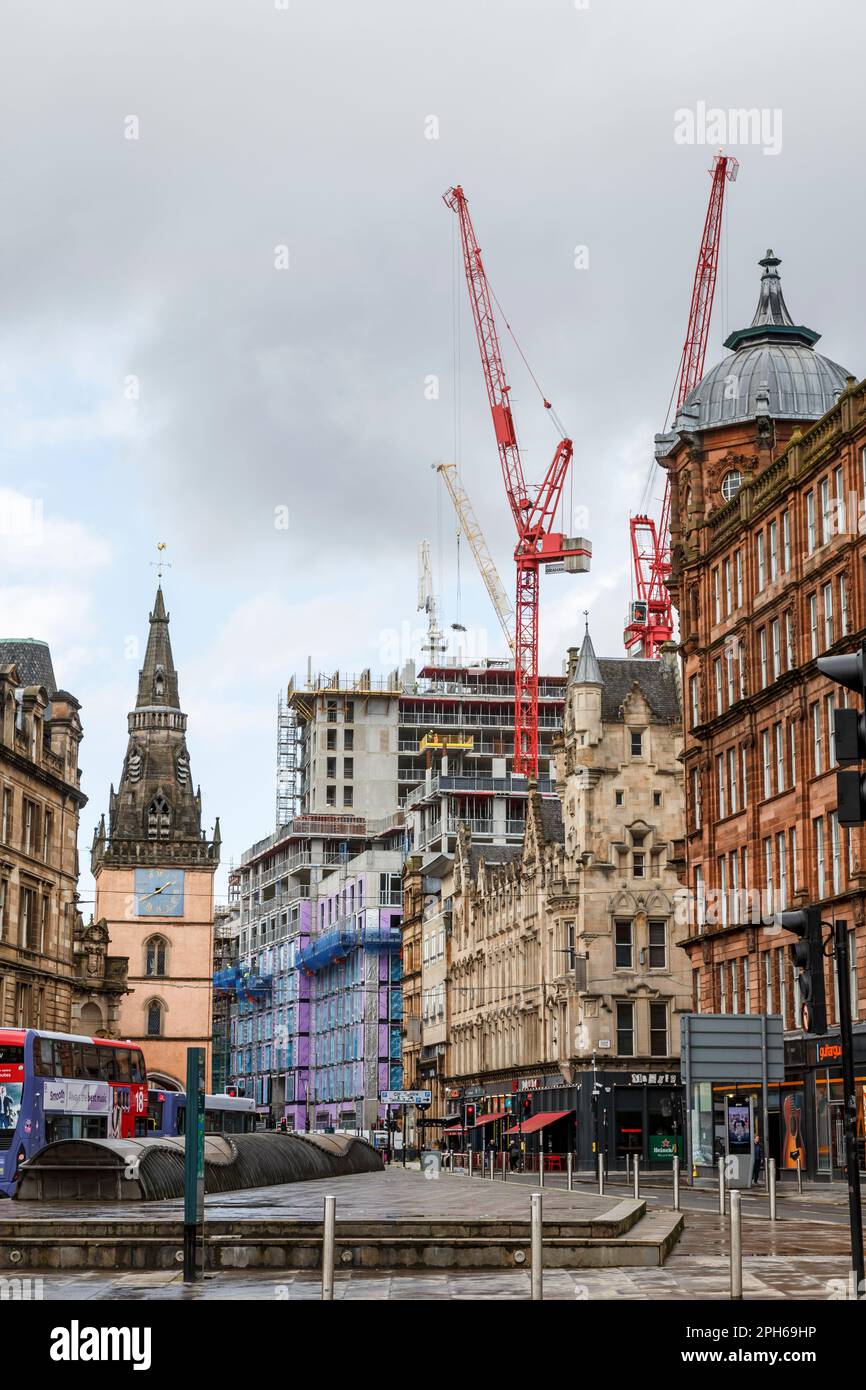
[276, 692, 301, 830]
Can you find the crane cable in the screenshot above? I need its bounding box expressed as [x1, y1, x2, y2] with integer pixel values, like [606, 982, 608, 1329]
[487, 282, 569, 441]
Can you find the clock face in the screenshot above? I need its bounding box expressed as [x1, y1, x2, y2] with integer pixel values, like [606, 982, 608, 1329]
[134, 868, 185, 918]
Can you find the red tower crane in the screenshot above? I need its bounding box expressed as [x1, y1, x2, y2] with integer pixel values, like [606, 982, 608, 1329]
[624, 153, 739, 658]
[444, 185, 591, 776]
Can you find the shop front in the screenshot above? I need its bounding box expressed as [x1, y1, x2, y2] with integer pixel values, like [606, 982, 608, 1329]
[783, 1030, 866, 1181]
[446, 1069, 684, 1171]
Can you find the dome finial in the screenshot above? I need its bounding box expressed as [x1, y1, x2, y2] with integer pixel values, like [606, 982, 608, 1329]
[751, 249, 794, 330]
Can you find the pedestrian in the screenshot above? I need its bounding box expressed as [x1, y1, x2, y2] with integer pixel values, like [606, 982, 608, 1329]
[509, 1139, 520, 1172]
[752, 1135, 763, 1186]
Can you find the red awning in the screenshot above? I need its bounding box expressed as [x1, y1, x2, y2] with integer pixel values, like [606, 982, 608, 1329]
[443, 1125, 463, 1135]
[504, 1110, 572, 1136]
[473, 1110, 508, 1127]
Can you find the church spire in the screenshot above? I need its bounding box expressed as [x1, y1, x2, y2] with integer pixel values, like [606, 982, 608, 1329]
[91, 581, 217, 864]
[135, 585, 181, 710]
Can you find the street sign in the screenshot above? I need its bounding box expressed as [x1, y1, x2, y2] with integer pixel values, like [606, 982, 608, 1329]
[379, 1089, 432, 1106]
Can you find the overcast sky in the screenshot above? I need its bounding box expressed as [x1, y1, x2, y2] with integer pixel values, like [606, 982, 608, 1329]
[2, 0, 864, 908]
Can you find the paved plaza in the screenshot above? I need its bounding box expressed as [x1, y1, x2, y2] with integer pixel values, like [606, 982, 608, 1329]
[3, 1168, 856, 1299]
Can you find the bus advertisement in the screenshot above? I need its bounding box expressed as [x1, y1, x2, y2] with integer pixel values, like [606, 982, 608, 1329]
[0, 1028, 148, 1197]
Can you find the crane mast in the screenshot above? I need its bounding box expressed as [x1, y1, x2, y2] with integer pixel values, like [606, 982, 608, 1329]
[624, 153, 738, 659]
[435, 463, 516, 656]
[444, 185, 591, 776]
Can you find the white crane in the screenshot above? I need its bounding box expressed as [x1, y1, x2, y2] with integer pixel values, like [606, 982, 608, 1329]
[417, 539, 448, 661]
[435, 462, 516, 657]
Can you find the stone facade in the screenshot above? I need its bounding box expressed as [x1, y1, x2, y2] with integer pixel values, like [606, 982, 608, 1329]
[438, 633, 690, 1164]
[0, 649, 88, 1030]
[92, 588, 219, 1087]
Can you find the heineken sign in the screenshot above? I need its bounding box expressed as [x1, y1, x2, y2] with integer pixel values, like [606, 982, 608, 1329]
[649, 1134, 683, 1162]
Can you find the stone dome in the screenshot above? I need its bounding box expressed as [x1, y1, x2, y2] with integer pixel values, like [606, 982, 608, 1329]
[679, 250, 850, 431]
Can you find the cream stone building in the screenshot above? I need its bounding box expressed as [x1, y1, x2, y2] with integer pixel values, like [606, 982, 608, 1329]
[445, 629, 691, 1169]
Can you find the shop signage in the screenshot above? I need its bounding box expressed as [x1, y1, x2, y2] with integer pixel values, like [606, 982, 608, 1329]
[380, 1090, 433, 1106]
[43, 1081, 110, 1114]
[649, 1134, 683, 1161]
[597, 1039, 611, 1049]
[630, 1072, 681, 1086]
[518, 1077, 541, 1091]
[817, 1042, 843, 1063]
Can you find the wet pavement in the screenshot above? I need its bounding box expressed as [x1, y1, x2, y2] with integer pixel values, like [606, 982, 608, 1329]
[5, 1169, 857, 1299]
[3, 1167, 627, 1225]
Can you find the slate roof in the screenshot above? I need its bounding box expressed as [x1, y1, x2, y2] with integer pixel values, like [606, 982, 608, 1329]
[468, 843, 522, 879]
[573, 628, 602, 684]
[0, 639, 58, 695]
[597, 658, 680, 724]
[539, 798, 564, 844]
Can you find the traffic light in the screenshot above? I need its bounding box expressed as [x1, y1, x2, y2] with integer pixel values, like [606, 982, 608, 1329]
[775, 907, 827, 1035]
[818, 641, 866, 825]
[522, 1093, 532, 1117]
[464, 1102, 476, 1129]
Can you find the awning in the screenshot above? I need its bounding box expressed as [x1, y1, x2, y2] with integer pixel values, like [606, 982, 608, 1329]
[443, 1124, 463, 1135]
[472, 1111, 508, 1127]
[504, 1110, 572, 1136]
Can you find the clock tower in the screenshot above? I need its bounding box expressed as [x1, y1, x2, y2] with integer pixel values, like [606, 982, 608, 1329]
[92, 584, 220, 1089]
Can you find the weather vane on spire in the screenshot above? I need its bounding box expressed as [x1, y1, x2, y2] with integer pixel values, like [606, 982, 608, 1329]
[151, 542, 171, 583]
[583, 609, 589, 634]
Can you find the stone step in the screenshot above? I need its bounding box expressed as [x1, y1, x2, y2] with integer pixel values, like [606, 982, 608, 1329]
[0, 1204, 683, 1273]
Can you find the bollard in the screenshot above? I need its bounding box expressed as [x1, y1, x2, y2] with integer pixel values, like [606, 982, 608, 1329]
[673, 1155, 680, 1211]
[730, 1190, 743, 1300]
[530, 1192, 543, 1301]
[597, 1151, 605, 1196]
[718, 1156, 726, 1215]
[567, 1152, 573, 1192]
[768, 1157, 777, 1221]
[489, 1151, 495, 1182]
[539, 1153, 544, 1188]
[632, 1153, 640, 1199]
[796, 1153, 803, 1196]
[468, 1149, 473, 1179]
[501, 1150, 507, 1182]
[321, 1194, 336, 1301]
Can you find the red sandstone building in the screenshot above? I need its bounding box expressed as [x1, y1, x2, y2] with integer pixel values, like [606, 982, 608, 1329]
[664, 249, 866, 1177]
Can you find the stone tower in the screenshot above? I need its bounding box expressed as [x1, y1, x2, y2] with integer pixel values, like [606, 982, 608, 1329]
[92, 586, 220, 1089]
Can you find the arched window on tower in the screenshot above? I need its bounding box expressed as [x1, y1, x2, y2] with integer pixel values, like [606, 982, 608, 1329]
[145, 936, 168, 977]
[145, 998, 164, 1038]
[147, 795, 171, 841]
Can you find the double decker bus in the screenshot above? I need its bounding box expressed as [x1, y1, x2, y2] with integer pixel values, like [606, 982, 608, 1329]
[0, 1028, 148, 1197]
[147, 1090, 257, 1137]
